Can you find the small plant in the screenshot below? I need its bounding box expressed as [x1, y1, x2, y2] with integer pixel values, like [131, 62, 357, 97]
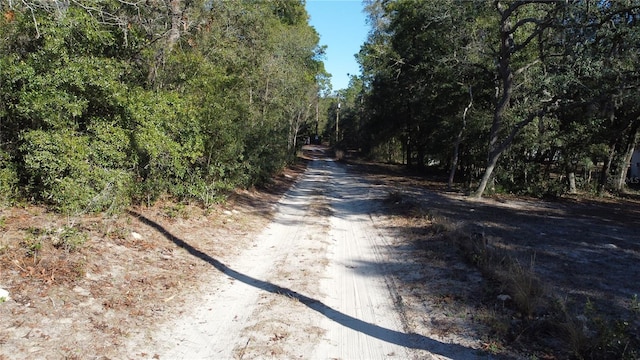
[444, 222, 546, 318]
[552, 298, 592, 357]
[475, 307, 511, 337]
[24, 239, 42, 257]
[53, 226, 88, 252]
[21, 227, 45, 257]
[430, 215, 460, 234]
[163, 203, 188, 219]
[408, 205, 432, 219]
[481, 339, 505, 354]
[501, 255, 546, 318]
[105, 225, 128, 240]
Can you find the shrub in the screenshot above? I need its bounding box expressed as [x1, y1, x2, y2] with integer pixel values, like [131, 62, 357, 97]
[53, 226, 88, 252]
[0, 150, 19, 205]
[21, 129, 132, 214]
[128, 90, 207, 202]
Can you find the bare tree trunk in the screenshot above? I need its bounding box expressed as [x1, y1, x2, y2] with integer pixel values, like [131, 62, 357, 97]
[289, 105, 310, 154]
[405, 136, 411, 167]
[262, 77, 270, 126]
[473, 5, 513, 198]
[291, 116, 299, 152]
[613, 122, 639, 192]
[148, 0, 183, 86]
[167, 0, 182, 51]
[475, 109, 545, 198]
[448, 86, 472, 189]
[598, 105, 619, 195]
[473, 1, 558, 198]
[315, 100, 319, 136]
[567, 170, 577, 194]
[475, 149, 500, 198]
[598, 141, 617, 196]
[615, 148, 632, 191]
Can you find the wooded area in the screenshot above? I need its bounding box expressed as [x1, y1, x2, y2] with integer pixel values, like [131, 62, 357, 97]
[0, 0, 328, 213]
[2, 0, 640, 213]
[335, 0, 640, 198]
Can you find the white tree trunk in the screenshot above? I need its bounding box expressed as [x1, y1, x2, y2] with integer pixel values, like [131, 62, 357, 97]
[448, 87, 472, 189]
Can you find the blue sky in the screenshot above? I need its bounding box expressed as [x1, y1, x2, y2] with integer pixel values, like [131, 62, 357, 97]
[305, 0, 369, 91]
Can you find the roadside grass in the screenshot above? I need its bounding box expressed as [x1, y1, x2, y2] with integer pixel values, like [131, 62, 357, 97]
[443, 215, 639, 359]
[383, 190, 640, 359]
[21, 224, 88, 254]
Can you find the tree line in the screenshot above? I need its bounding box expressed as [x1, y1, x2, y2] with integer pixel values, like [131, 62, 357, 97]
[0, 0, 328, 213]
[335, 0, 640, 198]
[4, 0, 640, 212]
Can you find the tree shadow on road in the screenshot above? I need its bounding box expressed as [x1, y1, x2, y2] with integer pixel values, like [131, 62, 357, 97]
[129, 210, 494, 359]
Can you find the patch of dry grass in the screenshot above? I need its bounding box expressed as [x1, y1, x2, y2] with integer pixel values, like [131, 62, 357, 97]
[426, 211, 639, 360]
[440, 219, 546, 318]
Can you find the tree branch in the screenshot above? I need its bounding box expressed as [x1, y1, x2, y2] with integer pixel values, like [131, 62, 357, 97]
[20, 0, 40, 38]
[496, 105, 548, 155]
[514, 59, 541, 76]
[508, 17, 545, 35]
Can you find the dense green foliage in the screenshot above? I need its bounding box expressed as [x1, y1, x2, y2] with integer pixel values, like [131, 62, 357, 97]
[5, 0, 640, 206]
[0, 0, 326, 212]
[342, 0, 640, 197]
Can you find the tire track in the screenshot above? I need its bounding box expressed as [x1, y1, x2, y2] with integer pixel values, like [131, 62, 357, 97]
[130, 155, 483, 359]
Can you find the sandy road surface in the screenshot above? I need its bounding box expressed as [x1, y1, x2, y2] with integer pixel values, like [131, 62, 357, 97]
[128, 150, 482, 359]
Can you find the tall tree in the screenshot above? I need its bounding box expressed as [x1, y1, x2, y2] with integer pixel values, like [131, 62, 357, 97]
[472, 1, 565, 198]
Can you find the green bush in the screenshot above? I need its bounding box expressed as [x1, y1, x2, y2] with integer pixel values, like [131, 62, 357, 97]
[128, 90, 205, 201]
[0, 150, 19, 205]
[1, 2, 325, 212]
[53, 226, 88, 252]
[20, 129, 132, 214]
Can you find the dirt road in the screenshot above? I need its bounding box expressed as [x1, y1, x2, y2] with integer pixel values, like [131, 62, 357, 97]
[127, 150, 484, 359]
[4, 145, 639, 359]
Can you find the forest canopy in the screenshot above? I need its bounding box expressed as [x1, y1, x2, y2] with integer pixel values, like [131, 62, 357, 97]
[333, 0, 640, 198]
[4, 0, 640, 212]
[0, 0, 328, 212]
